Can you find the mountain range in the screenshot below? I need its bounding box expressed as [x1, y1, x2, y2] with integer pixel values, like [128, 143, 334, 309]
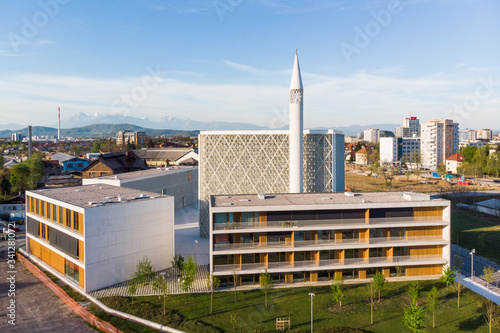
[1, 112, 403, 137]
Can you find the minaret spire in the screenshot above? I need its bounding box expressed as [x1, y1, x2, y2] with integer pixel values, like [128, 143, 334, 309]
[289, 51, 304, 193]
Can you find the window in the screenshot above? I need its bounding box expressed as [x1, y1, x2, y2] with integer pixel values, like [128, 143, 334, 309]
[40, 201, 45, 217]
[73, 211, 79, 232]
[59, 206, 63, 224]
[65, 209, 71, 228]
[64, 259, 79, 284]
[47, 203, 51, 220]
[52, 204, 57, 222]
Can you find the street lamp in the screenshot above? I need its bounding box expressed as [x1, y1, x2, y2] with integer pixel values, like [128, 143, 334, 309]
[469, 249, 475, 281]
[195, 239, 198, 261]
[309, 293, 315, 333]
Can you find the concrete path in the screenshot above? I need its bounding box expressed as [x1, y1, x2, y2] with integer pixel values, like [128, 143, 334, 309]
[0, 260, 96, 333]
[174, 202, 209, 265]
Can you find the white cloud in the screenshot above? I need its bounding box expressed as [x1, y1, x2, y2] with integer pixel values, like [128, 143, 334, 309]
[223, 60, 265, 74]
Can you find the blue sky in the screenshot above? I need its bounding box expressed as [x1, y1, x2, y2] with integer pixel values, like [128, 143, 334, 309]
[0, 0, 499, 130]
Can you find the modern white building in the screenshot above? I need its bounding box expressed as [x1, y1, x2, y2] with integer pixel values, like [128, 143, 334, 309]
[380, 137, 399, 163]
[82, 166, 198, 210]
[25, 185, 175, 293]
[364, 128, 380, 143]
[198, 53, 345, 238]
[476, 129, 493, 141]
[420, 119, 459, 168]
[209, 192, 451, 286]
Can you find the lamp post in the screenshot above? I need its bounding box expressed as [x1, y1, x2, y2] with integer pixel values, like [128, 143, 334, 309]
[469, 249, 475, 281]
[309, 293, 315, 333]
[195, 239, 198, 262]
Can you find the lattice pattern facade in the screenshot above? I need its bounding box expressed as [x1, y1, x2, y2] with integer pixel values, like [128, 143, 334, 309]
[199, 131, 344, 237]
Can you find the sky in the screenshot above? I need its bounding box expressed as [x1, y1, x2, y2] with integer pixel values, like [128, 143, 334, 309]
[0, 0, 499, 130]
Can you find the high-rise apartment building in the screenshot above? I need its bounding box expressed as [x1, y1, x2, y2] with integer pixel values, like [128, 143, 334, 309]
[420, 119, 458, 167]
[403, 117, 420, 137]
[363, 128, 380, 143]
[476, 129, 493, 141]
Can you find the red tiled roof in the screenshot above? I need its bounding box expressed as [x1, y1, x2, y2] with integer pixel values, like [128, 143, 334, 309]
[445, 153, 464, 161]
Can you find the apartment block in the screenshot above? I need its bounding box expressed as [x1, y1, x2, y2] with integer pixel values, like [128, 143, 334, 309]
[380, 137, 400, 163]
[363, 128, 380, 143]
[116, 130, 146, 146]
[403, 117, 420, 137]
[209, 192, 450, 286]
[25, 185, 174, 293]
[421, 119, 458, 168]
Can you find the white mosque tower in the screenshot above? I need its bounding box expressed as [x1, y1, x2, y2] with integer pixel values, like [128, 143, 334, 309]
[289, 50, 304, 193]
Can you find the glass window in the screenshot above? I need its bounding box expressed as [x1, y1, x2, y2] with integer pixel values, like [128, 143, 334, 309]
[64, 259, 79, 284]
[241, 254, 254, 264]
[294, 252, 305, 261]
[73, 211, 79, 231]
[47, 203, 51, 220]
[58, 206, 63, 224]
[52, 204, 57, 222]
[241, 233, 253, 244]
[293, 271, 305, 282]
[65, 209, 71, 228]
[40, 201, 45, 216]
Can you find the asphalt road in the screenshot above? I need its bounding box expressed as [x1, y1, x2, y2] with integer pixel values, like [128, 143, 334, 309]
[0, 259, 96, 333]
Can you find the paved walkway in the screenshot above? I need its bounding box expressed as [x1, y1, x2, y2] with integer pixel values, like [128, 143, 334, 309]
[174, 202, 209, 265]
[90, 265, 210, 299]
[0, 260, 96, 333]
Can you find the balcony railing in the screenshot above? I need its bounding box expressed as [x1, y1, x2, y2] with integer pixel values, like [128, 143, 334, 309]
[212, 254, 445, 273]
[213, 235, 444, 252]
[213, 216, 444, 231]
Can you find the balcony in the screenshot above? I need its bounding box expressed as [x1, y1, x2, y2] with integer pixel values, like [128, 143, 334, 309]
[212, 254, 446, 274]
[213, 216, 446, 232]
[213, 235, 446, 253]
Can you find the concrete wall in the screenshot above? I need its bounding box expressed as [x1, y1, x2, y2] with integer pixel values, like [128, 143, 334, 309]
[84, 196, 174, 292]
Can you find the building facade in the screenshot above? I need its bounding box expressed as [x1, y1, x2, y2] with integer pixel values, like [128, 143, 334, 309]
[363, 128, 380, 143]
[209, 192, 450, 285]
[198, 130, 345, 237]
[476, 129, 493, 141]
[380, 137, 400, 163]
[116, 130, 146, 146]
[25, 185, 174, 293]
[445, 153, 464, 174]
[420, 119, 459, 168]
[403, 117, 420, 137]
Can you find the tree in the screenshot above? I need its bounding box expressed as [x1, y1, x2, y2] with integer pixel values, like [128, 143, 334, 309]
[152, 275, 169, 315]
[373, 271, 387, 302]
[483, 299, 499, 333]
[206, 274, 221, 313]
[134, 256, 155, 284]
[0, 173, 11, 197]
[27, 152, 45, 188]
[230, 313, 237, 332]
[9, 163, 30, 192]
[454, 275, 466, 309]
[436, 162, 446, 175]
[426, 286, 439, 329]
[366, 281, 376, 324]
[171, 254, 185, 273]
[403, 303, 424, 333]
[461, 146, 478, 163]
[331, 275, 345, 308]
[127, 278, 138, 305]
[395, 261, 404, 292]
[483, 266, 495, 290]
[0, 154, 4, 170]
[405, 171, 412, 182]
[232, 270, 239, 302]
[439, 265, 456, 288]
[180, 255, 197, 304]
[91, 142, 101, 153]
[259, 269, 274, 308]
[408, 281, 422, 306]
[71, 145, 81, 156]
[414, 169, 422, 181]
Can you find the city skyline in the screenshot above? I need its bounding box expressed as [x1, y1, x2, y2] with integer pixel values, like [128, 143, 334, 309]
[1, 0, 499, 129]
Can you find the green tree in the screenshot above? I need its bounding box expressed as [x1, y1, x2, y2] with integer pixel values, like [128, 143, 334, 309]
[408, 281, 423, 306]
[206, 274, 221, 313]
[414, 169, 422, 181]
[483, 266, 495, 290]
[232, 270, 239, 302]
[171, 254, 185, 273]
[453, 254, 464, 274]
[27, 152, 45, 188]
[439, 265, 456, 288]
[426, 286, 440, 328]
[405, 171, 412, 182]
[230, 313, 237, 332]
[0, 154, 4, 170]
[373, 271, 387, 302]
[0, 173, 11, 197]
[71, 145, 81, 156]
[127, 278, 137, 305]
[152, 274, 169, 315]
[366, 281, 376, 324]
[91, 141, 101, 153]
[259, 269, 274, 308]
[134, 256, 155, 284]
[461, 146, 477, 163]
[180, 255, 197, 304]
[403, 303, 424, 333]
[354, 142, 363, 151]
[331, 275, 345, 308]
[9, 163, 30, 192]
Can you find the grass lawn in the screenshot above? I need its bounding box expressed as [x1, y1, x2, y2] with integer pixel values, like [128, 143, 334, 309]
[94, 280, 499, 333]
[345, 174, 455, 193]
[451, 207, 500, 264]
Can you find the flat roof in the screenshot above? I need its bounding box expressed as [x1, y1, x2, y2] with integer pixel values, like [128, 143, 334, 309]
[200, 129, 343, 135]
[87, 166, 197, 182]
[212, 192, 446, 208]
[28, 184, 167, 208]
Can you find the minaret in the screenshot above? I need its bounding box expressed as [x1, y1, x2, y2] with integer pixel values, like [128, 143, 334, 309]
[58, 107, 61, 141]
[289, 50, 303, 193]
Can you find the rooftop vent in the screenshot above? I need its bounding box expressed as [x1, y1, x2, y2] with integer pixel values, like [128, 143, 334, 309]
[239, 199, 250, 202]
[258, 193, 266, 200]
[222, 202, 234, 206]
[403, 192, 430, 201]
[139, 193, 147, 198]
[114, 176, 118, 179]
[321, 197, 332, 200]
[344, 192, 355, 197]
[118, 196, 125, 202]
